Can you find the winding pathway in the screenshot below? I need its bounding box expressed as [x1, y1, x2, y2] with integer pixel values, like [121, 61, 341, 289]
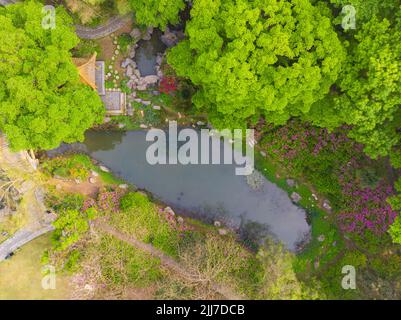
[75, 14, 132, 39]
[0, 136, 53, 262]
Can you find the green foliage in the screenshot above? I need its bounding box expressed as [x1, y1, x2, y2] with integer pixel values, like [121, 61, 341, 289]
[120, 191, 148, 210]
[99, 234, 163, 287]
[52, 208, 96, 251]
[113, 192, 181, 256]
[308, 17, 401, 158]
[117, 33, 132, 54]
[0, 1, 105, 151]
[389, 215, 401, 245]
[294, 209, 343, 274]
[129, 0, 185, 30]
[256, 239, 323, 299]
[41, 155, 93, 180]
[64, 249, 82, 272]
[47, 192, 85, 212]
[168, 0, 345, 129]
[319, 250, 366, 299]
[73, 39, 102, 58]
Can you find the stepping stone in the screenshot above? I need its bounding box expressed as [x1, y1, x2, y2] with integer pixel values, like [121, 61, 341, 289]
[291, 192, 301, 203]
[218, 229, 228, 236]
[323, 200, 332, 211]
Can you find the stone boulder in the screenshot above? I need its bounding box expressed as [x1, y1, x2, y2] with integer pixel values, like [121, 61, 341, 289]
[130, 28, 142, 41]
[126, 65, 134, 77]
[291, 192, 302, 203]
[164, 206, 175, 216]
[143, 75, 159, 85]
[218, 229, 228, 236]
[121, 58, 130, 69]
[161, 28, 179, 47]
[156, 55, 163, 65]
[142, 26, 153, 41]
[91, 170, 99, 177]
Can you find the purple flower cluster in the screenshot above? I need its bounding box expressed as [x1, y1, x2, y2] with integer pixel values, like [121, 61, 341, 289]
[263, 122, 357, 164]
[97, 190, 122, 213]
[338, 161, 397, 235]
[82, 198, 97, 211]
[261, 120, 398, 236]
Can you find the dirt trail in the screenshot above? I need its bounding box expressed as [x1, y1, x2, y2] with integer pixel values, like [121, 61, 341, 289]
[93, 220, 245, 300]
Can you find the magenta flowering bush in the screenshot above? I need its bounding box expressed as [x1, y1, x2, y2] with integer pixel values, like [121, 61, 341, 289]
[336, 159, 398, 235]
[82, 198, 97, 212]
[261, 120, 398, 237]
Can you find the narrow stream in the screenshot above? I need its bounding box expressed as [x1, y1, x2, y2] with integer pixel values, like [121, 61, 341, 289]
[50, 130, 310, 251]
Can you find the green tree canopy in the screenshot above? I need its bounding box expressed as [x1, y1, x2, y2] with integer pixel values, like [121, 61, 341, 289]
[389, 215, 401, 245]
[328, 0, 399, 22]
[129, 0, 185, 30]
[307, 17, 401, 158]
[167, 0, 345, 129]
[0, 1, 104, 151]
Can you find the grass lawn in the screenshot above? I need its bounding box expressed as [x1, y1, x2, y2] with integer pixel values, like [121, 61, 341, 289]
[0, 234, 71, 300]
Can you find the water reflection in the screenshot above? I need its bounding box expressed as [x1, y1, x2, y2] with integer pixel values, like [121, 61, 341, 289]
[50, 130, 311, 251]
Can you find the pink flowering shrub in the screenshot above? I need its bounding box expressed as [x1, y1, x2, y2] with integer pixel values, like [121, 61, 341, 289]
[261, 120, 397, 236]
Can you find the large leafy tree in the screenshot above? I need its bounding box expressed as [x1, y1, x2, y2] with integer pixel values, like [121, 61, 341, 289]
[307, 17, 401, 158]
[129, 0, 185, 30]
[328, 0, 399, 22]
[0, 1, 104, 151]
[167, 0, 345, 129]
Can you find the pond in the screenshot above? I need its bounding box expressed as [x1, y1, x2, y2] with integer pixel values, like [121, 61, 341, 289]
[134, 30, 166, 76]
[50, 130, 310, 251]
